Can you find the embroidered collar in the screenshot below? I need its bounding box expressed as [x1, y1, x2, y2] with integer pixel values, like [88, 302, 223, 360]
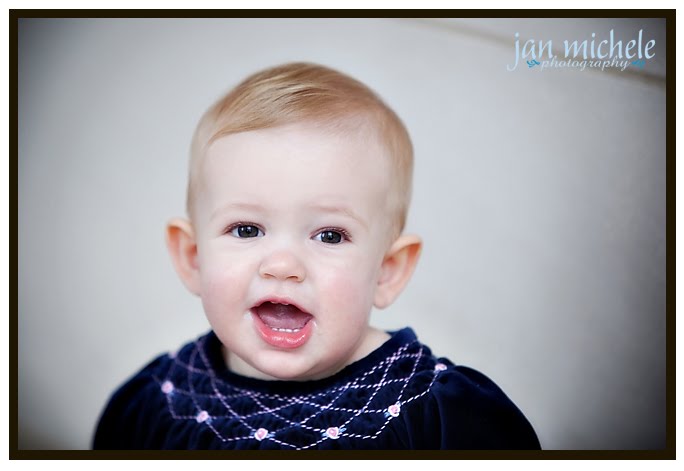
[155, 328, 445, 449]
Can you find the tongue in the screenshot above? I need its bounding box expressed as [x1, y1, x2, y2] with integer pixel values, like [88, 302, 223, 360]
[255, 302, 312, 330]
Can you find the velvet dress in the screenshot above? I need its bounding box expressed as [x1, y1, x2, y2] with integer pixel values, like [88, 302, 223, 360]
[93, 328, 540, 450]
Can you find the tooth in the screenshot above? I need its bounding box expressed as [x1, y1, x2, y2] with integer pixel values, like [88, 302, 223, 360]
[271, 327, 301, 333]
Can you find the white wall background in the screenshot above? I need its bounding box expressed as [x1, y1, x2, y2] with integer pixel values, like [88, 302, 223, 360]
[17, 17, 667, 450]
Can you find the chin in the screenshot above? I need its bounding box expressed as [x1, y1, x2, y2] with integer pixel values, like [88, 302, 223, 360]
[257, 362, 318, 382]
[255, 353, 336, 381]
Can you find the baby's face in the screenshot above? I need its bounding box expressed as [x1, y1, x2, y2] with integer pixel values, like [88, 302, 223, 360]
[191, 123, 395, 381]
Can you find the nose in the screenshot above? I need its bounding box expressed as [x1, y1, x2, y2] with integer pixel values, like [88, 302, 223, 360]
[258, 250, 306, 282]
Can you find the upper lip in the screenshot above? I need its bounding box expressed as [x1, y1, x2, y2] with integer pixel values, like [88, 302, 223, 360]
[250, 296, 312, 316]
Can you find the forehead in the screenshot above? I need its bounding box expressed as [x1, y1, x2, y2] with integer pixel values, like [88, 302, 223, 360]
[196, 123, 393, 218]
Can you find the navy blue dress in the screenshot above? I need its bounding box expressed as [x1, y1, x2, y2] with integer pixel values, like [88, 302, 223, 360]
[93, 328, 540, 450]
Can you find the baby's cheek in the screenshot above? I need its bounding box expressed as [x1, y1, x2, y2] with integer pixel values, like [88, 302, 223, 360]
[199, 262, 247, 315]
[323, 270, 375, 316]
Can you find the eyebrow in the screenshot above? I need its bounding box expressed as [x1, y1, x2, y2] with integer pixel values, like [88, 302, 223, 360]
[307, 204, 368, 230]
[210, 202, 267, 222]
[210, 202, 368, 230]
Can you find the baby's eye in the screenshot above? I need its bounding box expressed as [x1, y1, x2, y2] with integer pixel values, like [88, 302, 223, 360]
[314, 230, 346, 244]
[230, 225, 263, 238]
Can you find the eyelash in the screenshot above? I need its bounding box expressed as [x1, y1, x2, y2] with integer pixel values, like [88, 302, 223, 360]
[315, 227, 352, 244]
[224, 222, 263, 238]
[223, 223, 352, 243]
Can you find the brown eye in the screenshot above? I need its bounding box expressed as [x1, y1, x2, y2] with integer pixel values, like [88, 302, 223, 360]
[231, 225, 262, 238]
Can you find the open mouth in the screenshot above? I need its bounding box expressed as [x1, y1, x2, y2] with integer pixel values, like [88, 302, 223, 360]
[251, 300, 314, 349]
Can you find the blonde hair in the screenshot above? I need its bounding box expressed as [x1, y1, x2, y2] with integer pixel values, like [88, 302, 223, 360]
[187, 62, 414, 237]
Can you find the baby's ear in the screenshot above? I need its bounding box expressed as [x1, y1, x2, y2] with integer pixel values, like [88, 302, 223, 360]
[374, 235, 422, 309]
[166, 218, 201, 296]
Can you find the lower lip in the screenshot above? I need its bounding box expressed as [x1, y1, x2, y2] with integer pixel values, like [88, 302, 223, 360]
[251, 311, 313, 349]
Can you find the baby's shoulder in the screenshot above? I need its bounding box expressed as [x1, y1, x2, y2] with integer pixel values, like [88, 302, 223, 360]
[397, 347, 541, 449]
[112, 337, 197, 394]
[418, 359, 517, 403]
[92, 336, 203, 449]
[389, 339, 505, 402]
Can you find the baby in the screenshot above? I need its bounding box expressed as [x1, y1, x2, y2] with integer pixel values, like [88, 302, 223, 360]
[93, 63, 540, 450]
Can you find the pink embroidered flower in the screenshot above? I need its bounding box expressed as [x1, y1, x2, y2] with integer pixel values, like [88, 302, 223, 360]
[161, 381, 174, 394]
[434, 362, 447, 372]
[387, 402, 401, 417]
[325, 426, 342, 439]
[254, 428, 269, 441]
[195, 410, 210, 423]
